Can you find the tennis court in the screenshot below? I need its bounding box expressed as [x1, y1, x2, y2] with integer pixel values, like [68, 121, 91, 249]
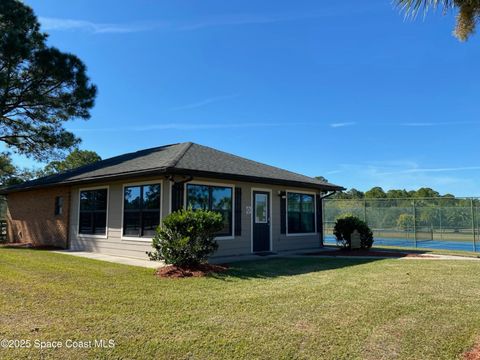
[323, 197, 480, 253]
[323, 235, 479, 252]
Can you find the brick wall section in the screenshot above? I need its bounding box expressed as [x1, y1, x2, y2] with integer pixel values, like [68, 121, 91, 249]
[6, 187, 70, 248]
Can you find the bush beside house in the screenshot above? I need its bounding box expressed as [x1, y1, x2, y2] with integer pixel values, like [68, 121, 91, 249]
[148, 209, 223, 268]
[333, 216, 374, 250]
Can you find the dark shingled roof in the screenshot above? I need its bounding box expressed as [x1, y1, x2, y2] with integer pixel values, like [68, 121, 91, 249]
[1, 142, 344, 193]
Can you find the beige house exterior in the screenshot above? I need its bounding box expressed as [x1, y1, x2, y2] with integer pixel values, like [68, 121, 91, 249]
[3, 142, 343, 260]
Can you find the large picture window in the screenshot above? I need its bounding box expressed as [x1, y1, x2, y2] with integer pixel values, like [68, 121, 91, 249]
[79, 188, 108, 235]
[287, 192, 315, 234]
[186, 184, 233, 237]
[123, 183, 161, 238]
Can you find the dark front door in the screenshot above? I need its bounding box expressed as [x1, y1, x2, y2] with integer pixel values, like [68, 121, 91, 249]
[252, 191, 270, 252]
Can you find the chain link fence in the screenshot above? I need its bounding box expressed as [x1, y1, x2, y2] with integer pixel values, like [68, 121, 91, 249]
[323, 197, 480, 252]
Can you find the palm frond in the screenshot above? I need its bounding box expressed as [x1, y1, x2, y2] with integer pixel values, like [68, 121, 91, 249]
[396, 0, 480, 41]
[395, 0, 456, 17]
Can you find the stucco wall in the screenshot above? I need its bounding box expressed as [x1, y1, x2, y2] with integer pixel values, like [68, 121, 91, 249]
[69, 175, 322, 259]
[6, 187, 70, 248]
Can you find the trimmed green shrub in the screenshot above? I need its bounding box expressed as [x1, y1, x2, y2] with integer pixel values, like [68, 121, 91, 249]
[333, 216, 374, 250]
[147, 209, 223, 267]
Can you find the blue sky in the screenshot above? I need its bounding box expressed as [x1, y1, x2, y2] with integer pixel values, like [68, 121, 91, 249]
[12, 0, 480, 196]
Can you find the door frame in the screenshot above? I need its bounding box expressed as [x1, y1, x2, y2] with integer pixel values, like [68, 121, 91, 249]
[251, 188, 273, 253]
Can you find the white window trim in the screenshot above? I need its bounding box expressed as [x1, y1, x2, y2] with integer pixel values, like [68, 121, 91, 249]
[250, 187, 273, 253]
[183, 180, 235, 240]
[285, 189, 318, 237]
[121, 180, 164, 242]
[77, 185, 110, 239]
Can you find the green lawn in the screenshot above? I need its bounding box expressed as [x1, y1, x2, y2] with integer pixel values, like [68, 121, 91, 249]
[371, 245, 480, 258]
[1, 249, 480, 359]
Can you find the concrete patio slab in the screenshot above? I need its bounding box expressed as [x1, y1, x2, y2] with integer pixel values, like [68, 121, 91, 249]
[209, 247, 338, 264]
[53, 250, 162, 269]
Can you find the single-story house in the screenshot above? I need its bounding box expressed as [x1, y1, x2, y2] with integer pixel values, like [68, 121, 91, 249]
[1, 142, 344, 259]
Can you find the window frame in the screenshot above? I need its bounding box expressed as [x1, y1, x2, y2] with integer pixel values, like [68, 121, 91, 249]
[77, 186, 109, 239]
[121, 180, 163, 242]
[183, 181, 235, 240]
[285, 190, 317, 236]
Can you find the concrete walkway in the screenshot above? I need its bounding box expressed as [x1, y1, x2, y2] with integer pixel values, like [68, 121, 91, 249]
[209, 247, 339, 264]
[400, 254, 480, 260]
[53, 250, 162, 269]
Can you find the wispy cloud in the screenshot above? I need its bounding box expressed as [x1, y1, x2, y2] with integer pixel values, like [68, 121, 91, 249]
[330, 122, 356, 128]
[343, 160, 480, 176]
[325, 169, 343, 175]
[38, 17, 163, 34]
[69, 122, 310, 132]
[378, 165, 480, 176]
[38, 11, 336, 35]
[400, 120, 480, 127]
[170, 94, 239, 111]
[175, 13, 328, 31]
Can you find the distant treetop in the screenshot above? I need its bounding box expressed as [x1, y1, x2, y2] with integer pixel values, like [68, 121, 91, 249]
[333, 186, 456, 199]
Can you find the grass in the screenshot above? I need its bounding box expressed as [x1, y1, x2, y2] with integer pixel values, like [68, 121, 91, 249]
[321, 244, 480, 258]
[1, 249, 480, 359]
[371, 245, 480, 258]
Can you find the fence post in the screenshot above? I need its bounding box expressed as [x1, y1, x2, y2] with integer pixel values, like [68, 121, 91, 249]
[413, 199, 417, 248]
[439, 202, 443, 241]
[477, 201, 479, 252]
[471, 198, 476, 252]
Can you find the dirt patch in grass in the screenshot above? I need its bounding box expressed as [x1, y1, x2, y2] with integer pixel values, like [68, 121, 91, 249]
[304, 249, 435, 258]
[155, 264, 229, 278]
[463, 339, 480, 360]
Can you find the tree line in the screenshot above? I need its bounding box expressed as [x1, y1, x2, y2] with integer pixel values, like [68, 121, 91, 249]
[332, 186, 456, 200]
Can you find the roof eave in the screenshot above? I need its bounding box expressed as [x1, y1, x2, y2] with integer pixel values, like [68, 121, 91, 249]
[0, 167, 171, 195]
[168, 168, 345, 191]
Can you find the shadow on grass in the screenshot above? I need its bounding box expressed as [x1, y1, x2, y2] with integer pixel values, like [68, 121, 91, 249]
[211, 256, 382, 281]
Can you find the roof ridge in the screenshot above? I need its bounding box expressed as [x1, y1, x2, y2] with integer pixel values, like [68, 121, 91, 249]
[166, 142, 193, 168]
[191, 143, 331, 184]
[28, 143, 182, 182]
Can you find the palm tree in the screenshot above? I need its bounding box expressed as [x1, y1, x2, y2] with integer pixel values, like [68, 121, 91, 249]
[396, 0, 480, 41]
